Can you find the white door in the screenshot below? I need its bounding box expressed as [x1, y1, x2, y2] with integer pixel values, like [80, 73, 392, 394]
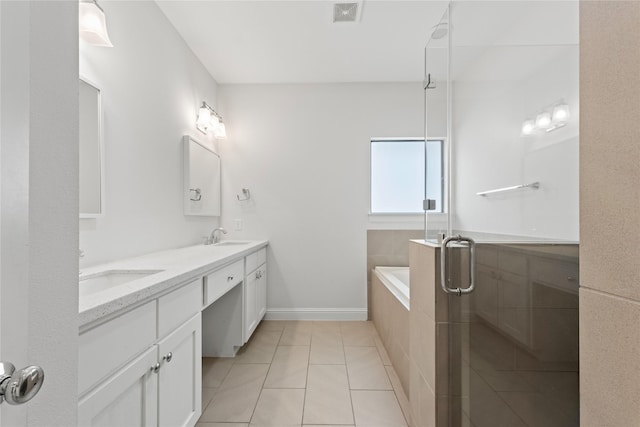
[0, 2, 79, 426]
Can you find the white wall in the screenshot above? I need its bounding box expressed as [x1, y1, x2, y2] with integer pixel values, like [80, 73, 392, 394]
[217, 83, 423, 318]
[452, 46, 579, 241]
[79, 1, 220, 267]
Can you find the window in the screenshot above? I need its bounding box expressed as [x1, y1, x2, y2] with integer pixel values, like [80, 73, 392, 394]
[370, 138, 443, 214]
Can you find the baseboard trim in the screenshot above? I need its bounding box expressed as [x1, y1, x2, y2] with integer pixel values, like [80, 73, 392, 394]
[265, 308, 368, 321]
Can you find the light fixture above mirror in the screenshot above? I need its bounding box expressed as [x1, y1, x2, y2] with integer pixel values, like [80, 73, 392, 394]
[521, 101, 571, 136]
[79, 0, 113, 47]
[196, 101, 227, 139]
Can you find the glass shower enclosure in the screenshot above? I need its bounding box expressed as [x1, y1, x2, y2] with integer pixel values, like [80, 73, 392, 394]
[424, 2, 579, 426]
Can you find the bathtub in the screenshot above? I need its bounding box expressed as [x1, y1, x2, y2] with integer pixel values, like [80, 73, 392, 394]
[373, 266, 410, 310]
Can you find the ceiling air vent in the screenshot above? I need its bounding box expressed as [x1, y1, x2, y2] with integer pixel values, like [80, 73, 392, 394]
[333, 2, 362, 23]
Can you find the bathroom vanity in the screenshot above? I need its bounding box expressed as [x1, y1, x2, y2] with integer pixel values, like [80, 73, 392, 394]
[77, 241, 268, 427]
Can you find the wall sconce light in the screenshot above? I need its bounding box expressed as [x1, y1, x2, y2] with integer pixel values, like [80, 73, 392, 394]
[521, 102, 571, 136]
[535, 111, 552, 130]
[196, 102, 227, 139]
[79, 0, 114, 47]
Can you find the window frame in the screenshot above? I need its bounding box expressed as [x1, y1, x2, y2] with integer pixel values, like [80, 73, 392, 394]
[369, 137, 445, 215]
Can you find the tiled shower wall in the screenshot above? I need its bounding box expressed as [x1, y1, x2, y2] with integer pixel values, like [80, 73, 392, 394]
[366, 229, 423, 318]
[580, 3, 640, 425]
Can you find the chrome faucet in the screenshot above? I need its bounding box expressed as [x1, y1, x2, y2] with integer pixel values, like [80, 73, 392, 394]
[206, 227, 227, 245]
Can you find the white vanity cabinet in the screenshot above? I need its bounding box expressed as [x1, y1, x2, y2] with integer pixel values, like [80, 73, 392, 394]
[157, 313, 202, 427]
[78, 241, 269, 426]
[78, 346, 159, 426]
[244, 248, 267, 342]
[79, 282, 203, 427]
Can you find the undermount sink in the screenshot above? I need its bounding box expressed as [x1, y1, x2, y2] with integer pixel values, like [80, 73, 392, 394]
[214, 241, 252, 246]
[79, 269, 164, 297]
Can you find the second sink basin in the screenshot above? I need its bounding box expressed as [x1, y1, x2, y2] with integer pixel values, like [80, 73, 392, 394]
[79, 269, 164, 297]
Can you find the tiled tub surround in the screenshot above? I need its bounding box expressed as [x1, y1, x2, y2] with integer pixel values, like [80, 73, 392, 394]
[409, 240, 579, 427]
[371, 268, 411, 398]
[367, 229, 423, 317]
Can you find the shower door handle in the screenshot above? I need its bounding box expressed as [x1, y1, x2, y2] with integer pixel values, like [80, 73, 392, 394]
[440, 235, 476, 296]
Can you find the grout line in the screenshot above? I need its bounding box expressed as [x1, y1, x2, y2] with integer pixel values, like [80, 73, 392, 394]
[343, 329, 358, 426]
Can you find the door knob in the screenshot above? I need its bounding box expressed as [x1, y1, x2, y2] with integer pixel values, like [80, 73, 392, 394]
[0, 362, 44, 405]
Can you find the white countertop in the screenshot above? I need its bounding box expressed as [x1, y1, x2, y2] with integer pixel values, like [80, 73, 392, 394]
[79, 240, 268, 327]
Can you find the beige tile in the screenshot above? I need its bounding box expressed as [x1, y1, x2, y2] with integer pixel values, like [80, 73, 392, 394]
[251, 329, 283, 345]
[264, 346, 309, 388]
[203, 357, 234, 388]
[345, 346, 392, 390]
[475, 369, 534, 392]
[392, 230, 420, 260]
[264, 361, 308, 388]
[201, 384, 261, 422]
[464, 368, 526, 427]
[498, 391, 574, 427]
[279, 328, 312, 346]
[250, 388, 305, 426]
[272, 345, 310, 364]
[436, 396, 448, 427]
[410, 364, 435, 427]
[368, 229, 393, 256]
[340, 320, 376, 331]
[284, 320, 314, 332]
[219, 364, 270, 391]
[410, 310, 436, 391]
[303, 365, 354, 425]
[202, 387, 216, 411]
[234, 341, 277, 364]
[531, 307, 579, 363]
[303, 425, 354, 427]
[312, 320, 341, 332]
[580, 288, 640, 426]
[257, 320, 287, 332]
[196, 423, 249, 427]
[374, 335, 392, 366]
[390, 297, 410, 355]
[309, 343, 345, 364]
[342, 327, 376, 346]
[201, 364, 269, 422]
[385, 366, 413, 427]
[581, 0, 640, 303]
[351, 390, 407, 426]
[311, 329, 343, 346]
[409, 242, 437, 320]
[435, 322, 449, 396]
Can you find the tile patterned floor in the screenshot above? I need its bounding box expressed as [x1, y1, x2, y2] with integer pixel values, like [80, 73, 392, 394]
[197, 320, 411, 427]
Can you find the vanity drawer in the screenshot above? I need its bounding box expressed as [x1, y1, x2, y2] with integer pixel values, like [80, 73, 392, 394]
[529, 257, 579, 294]
[205, 260, 243, 306]
[158, 279, 202, 338]
[245, 248, 266, 274]
[79, 300, 157, 396]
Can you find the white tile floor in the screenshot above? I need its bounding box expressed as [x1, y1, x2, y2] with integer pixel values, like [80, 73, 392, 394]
[197, 320, 411, 427]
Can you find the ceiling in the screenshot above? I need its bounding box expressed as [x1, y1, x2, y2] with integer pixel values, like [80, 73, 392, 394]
[155, 0, 449, 84]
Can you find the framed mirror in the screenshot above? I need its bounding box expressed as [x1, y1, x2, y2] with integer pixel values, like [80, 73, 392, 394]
[183, 135, 221, 216]
[79, 78, 104, 217]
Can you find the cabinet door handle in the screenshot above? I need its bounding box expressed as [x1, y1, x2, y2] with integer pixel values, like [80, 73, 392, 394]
[163, 352, 173, 363]
[151, 363, 160, 373]
[227, 276, 234, 282]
